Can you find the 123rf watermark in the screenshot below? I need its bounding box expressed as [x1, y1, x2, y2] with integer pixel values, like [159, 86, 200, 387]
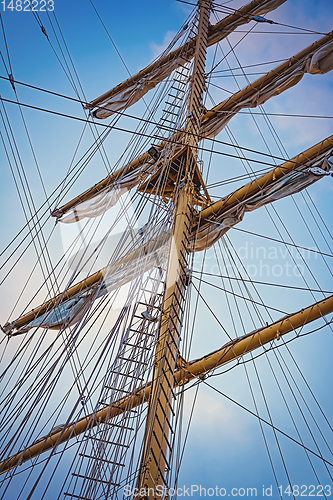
[124, 484, 332, 497]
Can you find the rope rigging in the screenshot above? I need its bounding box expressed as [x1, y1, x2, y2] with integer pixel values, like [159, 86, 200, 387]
[0, 0, 332, 497]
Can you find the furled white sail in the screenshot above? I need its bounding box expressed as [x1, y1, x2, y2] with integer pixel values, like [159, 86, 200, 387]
[200, 40, 333, 140]
[8, 227, 170, 334]
[59, 162, 154, 223]
[192, 153, 333, 251]
[89, 0, 287, 119]
[92, 56, 189, 120]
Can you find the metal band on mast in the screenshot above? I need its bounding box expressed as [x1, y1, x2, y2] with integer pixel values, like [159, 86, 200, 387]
[136, 1, 212, 496]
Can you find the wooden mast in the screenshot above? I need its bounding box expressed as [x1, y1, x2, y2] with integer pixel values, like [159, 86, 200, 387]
[135, 2, 212, 497]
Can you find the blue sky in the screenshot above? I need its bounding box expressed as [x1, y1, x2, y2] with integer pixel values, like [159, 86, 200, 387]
[0, 0, 332, 498]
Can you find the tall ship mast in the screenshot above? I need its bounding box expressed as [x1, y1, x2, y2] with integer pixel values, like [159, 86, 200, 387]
[0, 1, 332, 499]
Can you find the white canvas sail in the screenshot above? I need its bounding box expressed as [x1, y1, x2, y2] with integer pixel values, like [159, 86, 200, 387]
[193, 153, 333, 251]
[89, 0, 287, 119]
[200, 40, 333, 139]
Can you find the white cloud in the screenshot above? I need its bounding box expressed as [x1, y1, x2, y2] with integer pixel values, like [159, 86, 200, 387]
[150, 30, 177, 60]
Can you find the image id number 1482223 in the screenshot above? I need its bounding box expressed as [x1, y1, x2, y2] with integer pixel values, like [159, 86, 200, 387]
[1, 1, 54, 11]
[277, 485, 331, 496]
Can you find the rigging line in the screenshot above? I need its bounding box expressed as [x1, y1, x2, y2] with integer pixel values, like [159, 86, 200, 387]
[0, 162, 59, 314]
[220, 236, 272, 326]
[0, 107, 136, 271]
[0, 100, 58, 295]
[243, 362, 281, 491]
[269, 203, 330, 300]
[250, 350, 309, 497]
[181, 47, 221, 363]
[209, 321, 333, 378]
[206, 166, 274, 186]
[0, 13, 13, 77]
[13, 192, 144, 322]
[229, 271, 282, 481]
[1, 76, 322, 163]
[301, 192, 333, 254]
[0, 96, 302, 168]
[212, 106, 333, 120]
[88, 0, 131, 77]
[5, 72, 332, 120]
[222, 237, 260, 327]
[0, 108, 58, 300]
[190, 279, 243, 340]
[292, 196, 333, 279]
[49, 10, 113, 176]
[230, 226, 333, 259]
[30, 11, 78, 94]
[202, 379, 333, 468]
[281, 338, 333, 435]
[215, 30, 327, 35]
[304, 190, 333, 242]
[210, 2, 328, 36]
[240, 50, 333, 281]
[269, 347, 333, 482]
[0, 278, 124, 430]
[174, 384, 200, 487]
[0, 50, 10, 79]
[192, 271, 333, 294]
[212, 57, 289, 73]
[0, 128, 110, 260]
[202, 41, 219, 185]
[207, 22, 257, 76]
[221, 32, 329, 309]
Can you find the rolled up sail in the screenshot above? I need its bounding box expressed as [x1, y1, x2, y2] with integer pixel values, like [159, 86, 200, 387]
[192, 149, 333, 251]
[2, 226, 170, 335]
[200, 36, 333, 139]
[88, 0, 287, 119]
[53, 32, 333, 224]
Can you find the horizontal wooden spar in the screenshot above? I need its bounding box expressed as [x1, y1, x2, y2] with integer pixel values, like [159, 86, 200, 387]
[2, 231, 169, 334]
[0, 385, 152, 475]
[202, 30, 333, 125]
[2, 268, 104, 333]
[89, 0, 285, 108]
[199, 135, 333, 220]
[178, 294, 333, 384]
[51, 144, 162, 218]
[1, 293, 331, 474]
